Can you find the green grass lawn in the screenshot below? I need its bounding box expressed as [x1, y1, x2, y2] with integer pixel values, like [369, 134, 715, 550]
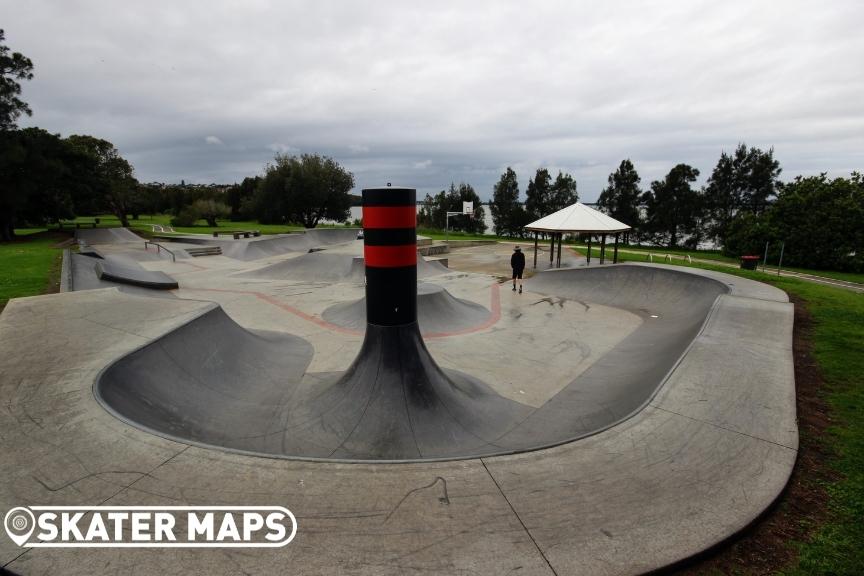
[67, 214, 356, 236]
[0, 231, 67, 310]
[574, 245, 864, 285]
[777, 282, 864, 575]
[779, 266, 864, 285]
[417, 227, 502, 242]
[571, 242, 738, 263]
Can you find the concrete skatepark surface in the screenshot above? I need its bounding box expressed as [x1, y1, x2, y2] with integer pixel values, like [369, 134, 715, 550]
[322, 282, 491, 334]
[95, 266, 727, 461]
[0, 230, 797, 575]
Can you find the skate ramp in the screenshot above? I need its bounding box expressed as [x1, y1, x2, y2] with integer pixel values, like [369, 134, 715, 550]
[97, 307, 315, 447]
[417, 256, 449, 277]
[322, 283, 490, 334]
[96, 265, 729, 461]
[95, 260, 178, 290]
[237, 252, 366, 283]
[69, 253, 177, 298]
[238, 252, 447, 283]
[216, 229, 361, 261]
[75, 227, 143, 244]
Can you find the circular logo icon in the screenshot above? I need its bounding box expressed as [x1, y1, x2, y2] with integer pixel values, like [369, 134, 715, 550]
[4, 507, 35, 546]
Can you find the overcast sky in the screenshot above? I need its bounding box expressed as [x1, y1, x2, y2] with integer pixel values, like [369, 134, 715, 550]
[4, 0, 863, 201]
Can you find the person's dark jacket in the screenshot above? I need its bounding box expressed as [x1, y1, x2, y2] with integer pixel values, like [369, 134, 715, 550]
[511, 250, 525, 271]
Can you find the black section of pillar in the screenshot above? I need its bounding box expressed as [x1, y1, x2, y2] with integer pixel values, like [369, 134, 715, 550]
[587, 235, 592, 265]
[613, 233, 620, 264]
[365, 267, 417, 326]
[362, 187, 417, 327]
[549, 233, 554, 264]
[600, 234, 607, 264]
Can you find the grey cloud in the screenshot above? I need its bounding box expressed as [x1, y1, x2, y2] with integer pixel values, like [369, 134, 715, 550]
[4, 0, 863, 200]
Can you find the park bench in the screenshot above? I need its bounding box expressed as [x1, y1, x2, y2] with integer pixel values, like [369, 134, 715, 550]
[212, 230, 261, 239]
[58, 221, 97, 229]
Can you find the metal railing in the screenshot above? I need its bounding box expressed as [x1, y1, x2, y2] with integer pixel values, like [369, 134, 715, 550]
[648, 253, 692, 264]
[144, 241, 176, 262]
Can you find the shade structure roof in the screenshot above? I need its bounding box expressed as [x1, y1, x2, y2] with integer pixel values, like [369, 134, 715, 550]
[524, 202, 631, 233]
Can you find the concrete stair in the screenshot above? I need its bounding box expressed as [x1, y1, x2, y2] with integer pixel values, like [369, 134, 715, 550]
[186, 246, 222, 257]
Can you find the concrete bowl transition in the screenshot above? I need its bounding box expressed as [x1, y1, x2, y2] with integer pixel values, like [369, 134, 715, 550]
[94, 266, 729, 462]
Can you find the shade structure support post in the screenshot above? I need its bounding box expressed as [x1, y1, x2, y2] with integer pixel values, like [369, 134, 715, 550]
[587, 235, 592, 265]
[549, 233, 555, 264]
[556, 233, 563, 267]
[600, 234, 607, 264]
[533, 233, 538, 268]
[613, 233, 620, 264]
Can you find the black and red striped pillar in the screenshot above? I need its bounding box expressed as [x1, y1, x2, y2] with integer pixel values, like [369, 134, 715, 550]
[362, 187, 417, 326]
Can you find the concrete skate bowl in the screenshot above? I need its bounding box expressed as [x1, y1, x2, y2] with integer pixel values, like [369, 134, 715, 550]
[236, 252, 367, 283]
[236, 251, 449, 283]
[322, 283, 490, 334]
[95, 264, 728, 462]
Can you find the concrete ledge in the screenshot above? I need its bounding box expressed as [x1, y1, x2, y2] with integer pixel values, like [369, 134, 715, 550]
[0, 263, 796, 575]
[447, 240, 498, 250]
[418, 243, 449, 256]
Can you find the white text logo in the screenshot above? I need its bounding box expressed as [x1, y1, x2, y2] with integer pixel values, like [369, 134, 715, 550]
[4, 506, 297, 548]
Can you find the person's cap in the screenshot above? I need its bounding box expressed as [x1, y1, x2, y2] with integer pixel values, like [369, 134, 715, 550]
[514, 246, 521, 251]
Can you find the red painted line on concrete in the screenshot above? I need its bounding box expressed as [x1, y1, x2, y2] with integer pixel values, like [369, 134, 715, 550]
[362, 206, 417, 228]
[184, 283, 502, 339]
[189, 287, 362, 335]
[364, 244, 417, 268]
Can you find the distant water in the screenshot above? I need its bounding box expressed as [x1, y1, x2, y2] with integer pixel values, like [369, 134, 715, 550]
[328, 206, 718, 248]
[324, 205, 496, 235]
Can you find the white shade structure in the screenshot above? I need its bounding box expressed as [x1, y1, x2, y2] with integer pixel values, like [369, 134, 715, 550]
[524, 202, 631, 234]
[523, 203, 632, 268]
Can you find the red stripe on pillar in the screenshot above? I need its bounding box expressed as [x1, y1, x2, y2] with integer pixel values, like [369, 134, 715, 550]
[364, 244, 417, 267]
[362, 206, 416, 229]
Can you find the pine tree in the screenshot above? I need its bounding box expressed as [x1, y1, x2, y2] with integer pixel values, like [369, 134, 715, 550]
[490, 167, 521, 236]
[598, 159, 642, 242]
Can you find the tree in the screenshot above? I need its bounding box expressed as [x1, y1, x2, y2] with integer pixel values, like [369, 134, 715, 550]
[448, 182, 486, 234]
[549, 171, 578, 212]
[226, 176, 261, 220]
[0, 29, 34, 131]
[418, 182, 487, 234]
[641, 164, 703, 248]
[705, 143, 781, 243]
[0, 128, 82, 240]
[598, 159, 642, 241]
[254, 153, 353, 228]
[66, 135, 138, 227]
[525, 168, 552, 221]
[490, 167, 522, 237]
[191, 199, 230, 227]
[768, 173, 863, 271]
